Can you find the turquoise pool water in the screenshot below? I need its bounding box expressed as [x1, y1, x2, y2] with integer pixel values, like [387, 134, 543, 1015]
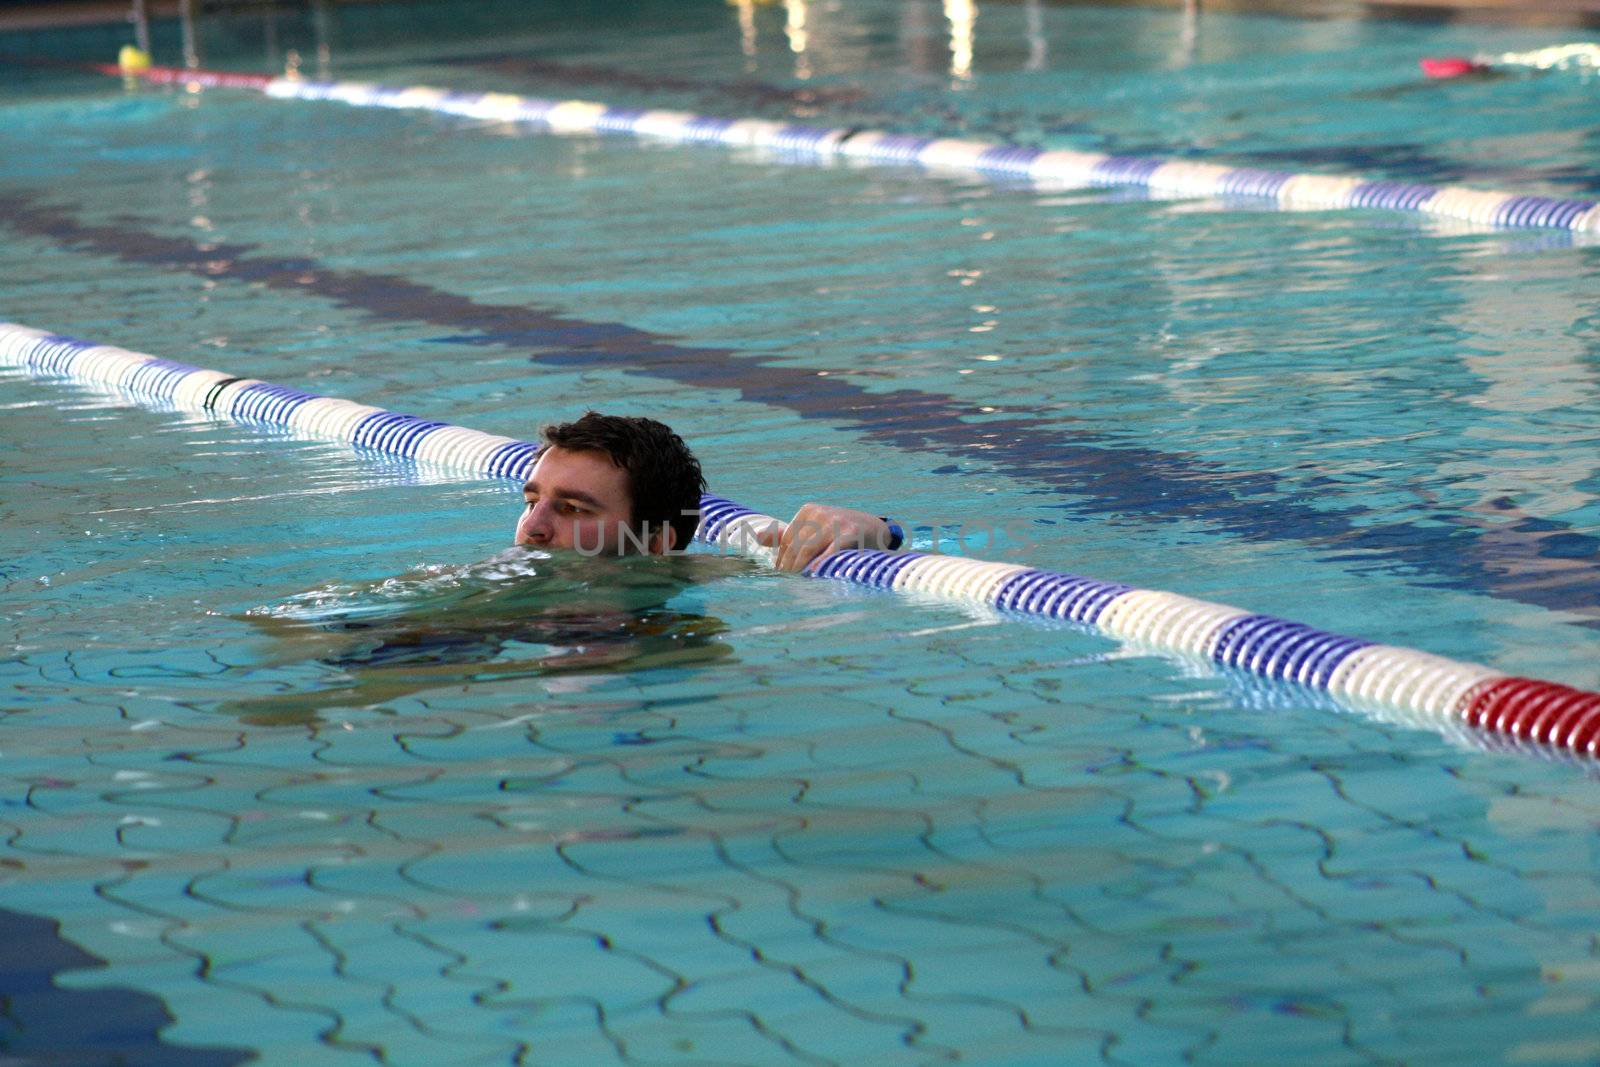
[4, 1, 1600, 1063]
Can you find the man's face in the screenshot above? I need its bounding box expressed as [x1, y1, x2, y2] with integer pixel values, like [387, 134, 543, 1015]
[514, 446, 639, 555]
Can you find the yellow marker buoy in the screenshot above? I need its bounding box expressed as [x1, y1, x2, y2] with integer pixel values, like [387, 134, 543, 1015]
[118, 45, 152, 74]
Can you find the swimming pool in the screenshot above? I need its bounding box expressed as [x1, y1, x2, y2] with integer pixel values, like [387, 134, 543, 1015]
[4, 0, 1600, 1062]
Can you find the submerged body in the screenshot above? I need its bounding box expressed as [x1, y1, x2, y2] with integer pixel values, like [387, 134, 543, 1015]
[235, 549, 748, 724]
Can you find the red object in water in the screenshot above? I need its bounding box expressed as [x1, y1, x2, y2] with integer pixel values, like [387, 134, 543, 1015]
[1421, 56, 1490, 79]
[1464, 676, 1600, 755]
[87, 61, 275, 90]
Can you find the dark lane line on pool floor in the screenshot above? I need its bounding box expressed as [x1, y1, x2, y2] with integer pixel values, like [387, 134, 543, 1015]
[3, 193, 1596, 625]
[437, 53, 870, 110]
[0, 905, 255, 1066]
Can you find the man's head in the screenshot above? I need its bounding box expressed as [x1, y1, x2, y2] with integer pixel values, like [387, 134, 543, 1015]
[514, 412, 705, 556]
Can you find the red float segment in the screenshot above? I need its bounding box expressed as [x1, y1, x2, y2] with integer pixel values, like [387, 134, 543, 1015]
[1421, 56, 1491, 79]
[1464, 676, 1600, 755]
[148, 65, 275, 90]
[1527, 691, 1600, 749]
[1461, 676, 1533, 730]
[93, 63, 276, 90]
[1491, 683, 1582, 740]
[1566, 708, 1600, 757]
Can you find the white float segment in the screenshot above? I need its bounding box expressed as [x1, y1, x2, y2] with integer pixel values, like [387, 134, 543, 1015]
[712, 512, 782, 553]
[417, 425, 511, 470]
[834, 131, 909, 161]
[731, 120, 798, 149]
[1424, 187, 1513, 226]
[169, 368, 237, 408]
[264, 77, 346, 101]
[209, 379, 264, 415]
[916, 139, 999, 172]
[327, 83, 385, 106]
[759, 125, 855, 153]
[81, 346, 148, 383]
[544, 100, 609, 133]
[386, 86, 450, 110]
[1326, 645, 1504, 726]
[628, 110, 700, 140]
[893, 555, 1028, 601]
[710, 119, 788, 149]
[810, 128, 857, 153]
[472, 92, 543, 122]
[1097, 589, 1250, 658]
[1027, 149, 1108, 186]
[1145, 161, 1236, 197]
[294, 399, 380, 439]
[1274, 173, 1366, 210]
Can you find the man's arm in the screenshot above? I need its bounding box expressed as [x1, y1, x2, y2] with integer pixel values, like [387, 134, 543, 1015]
[756, 502, 904, 573]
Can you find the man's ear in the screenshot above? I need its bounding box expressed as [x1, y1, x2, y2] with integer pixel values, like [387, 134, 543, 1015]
[649, 523, 677, 556]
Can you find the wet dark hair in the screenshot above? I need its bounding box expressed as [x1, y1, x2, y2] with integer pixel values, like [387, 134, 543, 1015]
[540, 412, 706, 552]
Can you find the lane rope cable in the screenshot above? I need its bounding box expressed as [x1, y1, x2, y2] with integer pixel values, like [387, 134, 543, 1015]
[90, 61, 1600, 235]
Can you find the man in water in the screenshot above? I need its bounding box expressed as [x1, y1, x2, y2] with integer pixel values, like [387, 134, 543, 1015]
[517, 411, 902, 571]
[231, 411, 897, 723]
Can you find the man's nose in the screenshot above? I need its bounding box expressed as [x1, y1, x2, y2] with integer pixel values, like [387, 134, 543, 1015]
[516, 502, 552, 544]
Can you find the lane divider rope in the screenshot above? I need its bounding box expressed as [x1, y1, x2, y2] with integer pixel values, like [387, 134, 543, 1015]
[4, 320, 1597, 759]
[91, 62, 1600, 234]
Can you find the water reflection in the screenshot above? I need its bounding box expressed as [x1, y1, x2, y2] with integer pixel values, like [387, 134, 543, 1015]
[1024, 0, 1046, 72]
[784, 0, 812, 80]
[230, 549, 747, 725]
[731, 0, 760, 67]
[945, 0, 975, 82]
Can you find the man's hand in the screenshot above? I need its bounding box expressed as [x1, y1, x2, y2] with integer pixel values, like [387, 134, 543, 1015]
[755, 503, 899, 573]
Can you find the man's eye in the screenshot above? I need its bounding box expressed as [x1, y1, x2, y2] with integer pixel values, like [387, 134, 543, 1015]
[559, 502, 587, 516]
